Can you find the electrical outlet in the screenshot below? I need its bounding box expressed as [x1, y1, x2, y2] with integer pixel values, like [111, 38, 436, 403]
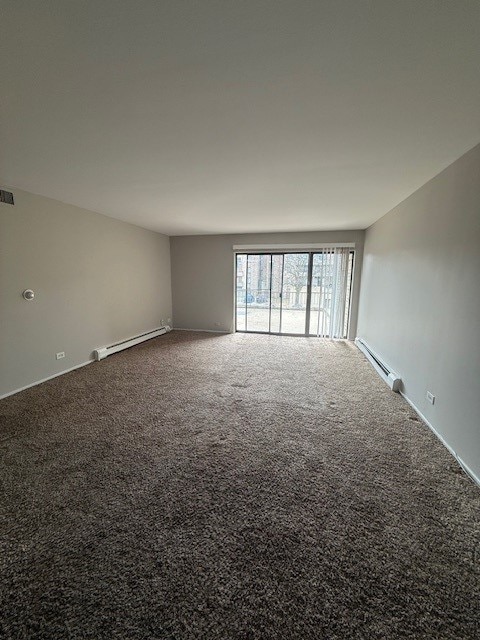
[426, 391, 435, 405]
[167, 318, 171, 323]
[56, 352, 65, 360]
[160, 319, 165, 326]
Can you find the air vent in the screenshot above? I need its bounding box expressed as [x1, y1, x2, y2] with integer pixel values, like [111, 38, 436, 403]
[0, 190, 14, 205]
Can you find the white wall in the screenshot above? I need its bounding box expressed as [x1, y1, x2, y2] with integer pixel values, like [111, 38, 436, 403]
[0, 187, 172, 397]
[357, 143, 480, 481]
[170, 231, 364, 338]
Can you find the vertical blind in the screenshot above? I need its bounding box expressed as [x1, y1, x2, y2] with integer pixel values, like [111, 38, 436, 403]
[310, 246, 352, 339]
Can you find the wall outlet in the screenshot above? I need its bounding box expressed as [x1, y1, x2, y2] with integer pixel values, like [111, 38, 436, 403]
[167, 318, 171, 323]
[426, 391, 435, 405]
[56, 352, 65, 360]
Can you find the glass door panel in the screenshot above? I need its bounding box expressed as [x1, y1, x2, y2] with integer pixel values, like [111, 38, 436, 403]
[270, 254, 283, 333]
[281, 253, 309, 334]
[245, 254, 271, 333]
[235, 253, 247, 331]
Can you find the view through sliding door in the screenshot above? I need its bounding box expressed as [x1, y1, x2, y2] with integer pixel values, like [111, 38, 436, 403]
[235, 250, 354, 338]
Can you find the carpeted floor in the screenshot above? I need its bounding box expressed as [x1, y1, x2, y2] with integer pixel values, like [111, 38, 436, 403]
[1, 331, 479, 639]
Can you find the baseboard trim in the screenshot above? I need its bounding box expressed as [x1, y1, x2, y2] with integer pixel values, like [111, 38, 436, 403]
[173, 327, 231, 334]
[0, 359, 95, 400]
[399, 390, 480, 489]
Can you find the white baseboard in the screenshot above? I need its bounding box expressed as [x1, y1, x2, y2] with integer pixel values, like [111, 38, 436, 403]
[173, 327, 231, 334]
[400, 390, 480, 488]
[0, 359, 95, 400]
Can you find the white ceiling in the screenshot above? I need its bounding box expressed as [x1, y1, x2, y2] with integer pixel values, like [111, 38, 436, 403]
[1, 1, 479, 236]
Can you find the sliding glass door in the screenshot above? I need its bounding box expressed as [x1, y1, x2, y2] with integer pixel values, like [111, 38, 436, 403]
[235, 250, 354, 338]
[280, 253, 309, 334]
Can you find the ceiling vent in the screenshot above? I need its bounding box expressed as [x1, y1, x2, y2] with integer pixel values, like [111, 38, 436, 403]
[0, 190, 14, 205]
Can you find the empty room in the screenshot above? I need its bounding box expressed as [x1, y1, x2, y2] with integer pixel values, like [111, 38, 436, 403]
[1, 1, 479, 639]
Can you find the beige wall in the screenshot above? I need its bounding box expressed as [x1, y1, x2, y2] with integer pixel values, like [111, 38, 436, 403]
[0, 188, 172, 397]
[357, 143, 480, 481]
[170, 231, 365, 338]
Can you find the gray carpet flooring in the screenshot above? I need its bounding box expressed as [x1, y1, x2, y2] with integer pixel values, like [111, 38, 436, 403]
[1, 330, 479, 639]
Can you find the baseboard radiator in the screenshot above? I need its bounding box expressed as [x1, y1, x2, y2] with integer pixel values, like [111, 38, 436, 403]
[94, 326, 171, 361]
[355, 338, 401, 392]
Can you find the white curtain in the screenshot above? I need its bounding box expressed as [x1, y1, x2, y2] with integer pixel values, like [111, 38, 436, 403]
[313, 247, 351, 339]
